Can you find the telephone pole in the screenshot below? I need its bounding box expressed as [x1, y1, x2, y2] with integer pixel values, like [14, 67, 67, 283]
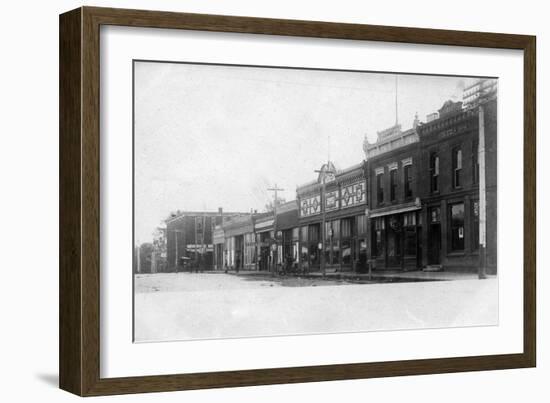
[475, 80, 498, 279]
[267, 184, 284, 276]
[315, 162, 336, 277]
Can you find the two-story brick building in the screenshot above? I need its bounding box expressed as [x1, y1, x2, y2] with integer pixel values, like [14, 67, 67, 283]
[362, 97, 497, 274]
[416, 99, 497, 273]
[364, 122, 423, 270]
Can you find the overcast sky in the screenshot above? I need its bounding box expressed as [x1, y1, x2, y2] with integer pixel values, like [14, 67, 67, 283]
[134, 61, 476, 243]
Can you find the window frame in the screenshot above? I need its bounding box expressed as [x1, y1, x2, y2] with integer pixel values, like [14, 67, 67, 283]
[449, 202, 465, 252]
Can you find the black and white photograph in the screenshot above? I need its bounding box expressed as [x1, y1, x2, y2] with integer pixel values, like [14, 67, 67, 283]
[132, 60, 498, 343]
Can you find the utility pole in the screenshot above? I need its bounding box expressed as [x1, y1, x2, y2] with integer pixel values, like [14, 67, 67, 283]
[478, 103, 487, 279]
[315, 162, 336, 277]
[267, 184, 284, 276]
[476, 80, 497, 279]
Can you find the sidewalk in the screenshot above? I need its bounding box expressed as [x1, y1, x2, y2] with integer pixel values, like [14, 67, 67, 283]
[220, 268, 492, 282]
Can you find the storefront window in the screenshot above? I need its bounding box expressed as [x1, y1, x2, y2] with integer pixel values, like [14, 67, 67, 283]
[358, 239, 367, 267]
[300, 226, 307, 242]
[301, 245, 309, 263]
[342, 240, 352, 265]
[308, 224, 319, 242]
[373, 217, 385, 257]
[331, 241, 340, 265]
[293, 242, 300, 262]
[450, 203, 465, 251]
[356, 215, 368, 235]
[309, 244, 320, 266]
[430, 206, 441, 223]
[324, 240, 331, 266]
[341, 217, 353, 238]
[403, 212, 416, 227]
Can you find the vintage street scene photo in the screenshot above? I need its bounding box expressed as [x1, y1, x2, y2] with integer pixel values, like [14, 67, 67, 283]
[133, 60, 498, 342]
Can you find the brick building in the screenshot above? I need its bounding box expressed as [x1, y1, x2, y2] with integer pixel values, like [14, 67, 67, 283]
[362, 97, 497, 273]
[165, 209, 243, 271]
[416, 98, 497, 273]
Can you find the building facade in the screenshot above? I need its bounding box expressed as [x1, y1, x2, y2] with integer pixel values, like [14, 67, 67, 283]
[165, 209, 243, 271]
[364, 123, 422, 270]
[361, 97, 497, 273]
[222, 214, 256, 271]
[162, 83, 497, 275]
[416, 98, 497, 273]
[297, 161, 369, 273]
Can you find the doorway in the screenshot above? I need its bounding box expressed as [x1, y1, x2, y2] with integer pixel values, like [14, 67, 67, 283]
[428, 223, 441, 265]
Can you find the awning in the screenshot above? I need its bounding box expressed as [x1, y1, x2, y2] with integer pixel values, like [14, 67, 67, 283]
[368, 200, 421, 218]
[255, 219, 274, 230]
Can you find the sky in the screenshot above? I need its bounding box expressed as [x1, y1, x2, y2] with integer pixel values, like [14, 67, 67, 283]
[134, 61, 476, 243]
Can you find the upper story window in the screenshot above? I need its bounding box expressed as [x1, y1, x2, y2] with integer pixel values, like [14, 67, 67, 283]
[376, 173, 384, 204]
[452, 147, 463, 188]
[472, 141, 479, 185]
[390, 169, 398, 201]
[404, 165, 413, 198]
[430, 152, 439, 193]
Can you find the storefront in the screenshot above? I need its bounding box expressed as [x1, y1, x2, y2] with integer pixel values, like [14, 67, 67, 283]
[276, 201, 299, 271]
[254, 213, 274, 271]
[322, 213, 369, 272]
[369, 202, 423, 271]
[213, 225, 225, 270]
[296, 161, 368, 273]
[222, 214, 255, 270]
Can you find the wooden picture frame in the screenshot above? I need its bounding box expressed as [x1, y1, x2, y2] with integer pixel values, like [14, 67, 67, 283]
[59, 6, 536, 396]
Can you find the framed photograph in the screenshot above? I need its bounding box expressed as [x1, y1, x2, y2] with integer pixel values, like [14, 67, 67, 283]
[59, 6, 536, 396]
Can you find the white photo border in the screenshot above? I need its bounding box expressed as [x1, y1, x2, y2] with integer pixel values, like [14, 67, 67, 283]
[100, 25, 524, 378]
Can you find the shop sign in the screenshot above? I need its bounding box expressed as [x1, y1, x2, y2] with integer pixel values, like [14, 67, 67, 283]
[300, 195, 321, 217]
[341, 181, 366, 208]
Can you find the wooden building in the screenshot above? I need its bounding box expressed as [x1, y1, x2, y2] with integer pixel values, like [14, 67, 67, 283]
[222, 214, 256, 271]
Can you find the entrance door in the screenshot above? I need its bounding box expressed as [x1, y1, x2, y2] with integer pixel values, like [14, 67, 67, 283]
[428, 223, 441, 264]
[260, 247, 270, 271]
[386, 226, 402, 268]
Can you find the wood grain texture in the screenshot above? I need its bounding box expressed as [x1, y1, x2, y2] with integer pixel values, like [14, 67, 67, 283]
[59, 6, 537, 396]
[59, 7, 82, 396]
